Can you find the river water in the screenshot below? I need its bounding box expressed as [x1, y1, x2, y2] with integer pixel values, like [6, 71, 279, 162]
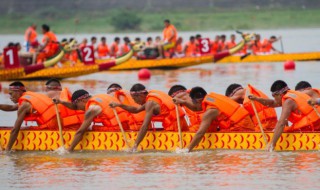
[0, 29, 320, 189]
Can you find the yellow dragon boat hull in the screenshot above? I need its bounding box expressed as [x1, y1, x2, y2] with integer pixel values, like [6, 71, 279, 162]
[7, 51, 319, 80]
[1, 129, 319, 151]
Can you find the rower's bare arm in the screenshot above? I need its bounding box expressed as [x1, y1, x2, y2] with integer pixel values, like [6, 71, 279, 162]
[187, 108, 219, 152]
[53, 99, 78, 110]
[269, 99, 295, 149]
[0, 104, 18, 112]
[39, 36, 49, 51]
[68, 106, 101, 151]
[248, 95, 280, 107]
[6, 102, 31, 151]
[132, 101, 154, 150]
[173, 98, 200, 111]
[110, 102, 145, 113]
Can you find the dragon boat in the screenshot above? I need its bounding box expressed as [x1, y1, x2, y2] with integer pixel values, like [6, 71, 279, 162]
[0, 41, 77, 81]
[0, 128, 319, 151]
[6, 50, 320, 80]
[110, 51, 320, 70]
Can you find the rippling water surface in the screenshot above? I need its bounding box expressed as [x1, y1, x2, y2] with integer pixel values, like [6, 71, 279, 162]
[1, 150, 320, 190]
[0, 29, 320, 189]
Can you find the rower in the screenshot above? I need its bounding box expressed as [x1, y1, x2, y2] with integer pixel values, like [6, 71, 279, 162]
[24, 23, 38, 52]
[161, 19, 178, 58]
[54, 89, 129, 152]
[36, 24, 59, 63]
[6, 82, 58, 151]
[295, 81, 320, 99]
[174, 87, 255, 152]
[107, 83, 145, 130]
[249, 80, 320, 151]
[45, 78, 84, 130]
[225, 83, 277, 131]
[109, 83, 188, 151]
[261, 36, 282, 54]
[168, 85, 203, 132]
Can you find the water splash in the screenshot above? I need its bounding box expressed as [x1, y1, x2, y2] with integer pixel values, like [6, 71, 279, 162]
[54, 146, 69, 155]
[175, 147, 189, 154]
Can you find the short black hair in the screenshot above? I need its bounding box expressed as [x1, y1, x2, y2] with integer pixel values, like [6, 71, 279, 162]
[101, 37, 106, 41]
[123, 37, 130, 42]
[71, 89, 89, 102]
[164, 19, 170, 23]
[107, 83, 122, 90]
[147, 37, 152, 41]
[45, 78, 61, 86]
[190, 36, 195, 40]
[115, 37, 120, 41]
[295, 81, 312, 91]
[225, 83, 242, 97]
[135, 37, 141, 41]
[195, 34, 201, 38]
[91, 36, 97, 41]
[61, 38, 68, 43]
[168, 85, 187, 97]
[9, 81, 26, 92]
[130, 83, 146, 92]
[7, 42, 15, 47]
[42, 24, 50, 32]
[69, 38, 74, 42]
[190, 87, 207, 99]
[270, 80, 288, 93]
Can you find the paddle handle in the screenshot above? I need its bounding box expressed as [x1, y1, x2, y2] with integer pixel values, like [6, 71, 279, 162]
[112, 108, 130, 148]
[312, 106, 320, 118]
[54, 104, 65, 147]
[175, 105, 183, 149]
[250, 99, 268, 146]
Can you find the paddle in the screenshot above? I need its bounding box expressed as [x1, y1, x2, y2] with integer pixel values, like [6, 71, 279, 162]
[112, 108, 131, 148]
[247, 90, 268, 146]
[54, 104, 65, 147]
[312, 106, 320, 118]
[175, 105, 183, 149]
[279, 37, 284, 53]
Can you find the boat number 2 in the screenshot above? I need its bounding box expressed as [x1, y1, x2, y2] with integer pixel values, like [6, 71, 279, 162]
[199, 38, 211, 54]
[82, 46, 95, 64]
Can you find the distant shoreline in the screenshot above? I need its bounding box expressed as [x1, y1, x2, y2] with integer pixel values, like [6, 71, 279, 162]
[1, 9, 319, 34]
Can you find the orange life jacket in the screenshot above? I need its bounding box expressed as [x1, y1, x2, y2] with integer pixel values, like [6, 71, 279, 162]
[42, 31, 59, 57]
[261, 39, 272, 53]
[114, 90, 145, 130]
[97, 43, 109, 57]
[226, 41, 236, 49]
[18, 92, 57, 130]
[110, 42, 119, 57]
[85, 94, 129, 131]
[163, 24, 177, 43]
[202, 92, 255, 131]
[24, 27, 37, 43]
[58, 88, 84, 130]
[210, 41, 219, 54]
[185, 42, 197, 56]
[183, 106, 205, 132]
[282, 90, 320, 131]
[175, 44, 183, 54]
[251, 40, 262, 54]
[218, 41, 226, 52]
[243, 84, 277, 131]
[147, 90, 187, 131]
[121, 44, 130, 55]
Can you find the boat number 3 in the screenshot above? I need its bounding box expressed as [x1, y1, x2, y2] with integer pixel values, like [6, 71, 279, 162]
[199, 38, 211, 55]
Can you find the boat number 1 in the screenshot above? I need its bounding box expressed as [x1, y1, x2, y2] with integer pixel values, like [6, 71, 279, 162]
[82, 46, 95, 64]
[3, 47, 20, 68]
[199, 38, 211, 55]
